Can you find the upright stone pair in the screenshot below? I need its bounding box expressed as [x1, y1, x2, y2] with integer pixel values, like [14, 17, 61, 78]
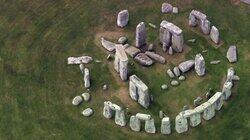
[114, 46, 129, 81]
[130, 113, 156, 133]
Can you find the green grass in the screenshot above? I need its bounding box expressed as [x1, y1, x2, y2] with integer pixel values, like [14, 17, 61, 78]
[0, 0, 250, 139]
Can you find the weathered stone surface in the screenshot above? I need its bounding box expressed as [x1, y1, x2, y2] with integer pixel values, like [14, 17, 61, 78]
[171, 34, 184, 52]
[136, 22, 147, 48]
[114, 47, 128, 81]
[134, 53, 154, 66]
[68, 56, 93, 64]
[129, 75, 150, 108]
[123, 44, 130, 49]
[210, 60, 220, 64]
[81, 92, 90, 101]
[145, 118, 156, 133]
[173, 67, 181, 77]
[171, 80, 179, 86]
[183, 105, 189, 111]
[100, 38, 117, 52]
[227, 45, 237, 63]
[148, 44, 155, 51]
[167, 69, 175, 78]
[161, 3, 173, 13]
[227, 67, 235, 82]
[160, 20, 182, 36]
[130, 115, 141, 132]
[175, 114, 188, 133]
[103, 101, 113, 119]
[208, 92, 223, 111]
[159, 27, 171, 51]
[195, 53, 206, 76]
[210, 26, 219, 44]
[145, 51, 166, 64]
[222, 81, 233, 100]
[190, 10, 207, 20]
[172, 7, 178, 14]
[202, 102, 215, 121]
[168, 47, 173, 55]
[125, 46, 141, 58]
[178, 75, 186, 81]
[79, 64, 84, 74]
[136, 113, 151, 121]
[118, 36, 128, 44]
[72, 96, 83, 106]
[161, 117, 171, 134]
[241, 0, 250, 4]
[178, 60, 195, 73]
[82, 108, 93, 117]
[161, 84, 168, 90]
[189, 14, 197, 27]
[201, 19, 211, 35]
[115, 109, 126, 127]
[84, 68, 90, 88]
[117, 10, 129, 27]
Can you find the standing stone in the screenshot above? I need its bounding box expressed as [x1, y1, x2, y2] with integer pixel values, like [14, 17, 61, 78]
[117, 10, 129, 27]
[172, 7, 178, 14]
[210, 26, 219, 44]
[130, 115, 141, 132]
[171, 34, 184, 53]
[209, 92, 223, 110]
[189, 14, 197, 27]
[145, 118, 156, 133]
[222, 81, 233, 100]
[134, 53, 154, 66]
[84, 68, 90, 88]
[161, 117, 171, 135]
[167, 69, 175, 78]
[136, 113, 151, 121]
[136, 22, 147, 48]
[103, 101, 113, 119]
[115, 109, 126, 127]
[160, 27, 172, 52]
[200, 19, 211, 35]
[181, 110, 201, 127]
[159, 110, 164, 118]
[195, 53, 206, 76]
[175, 114, 188, 133]
[168, 47, 173, 55]
[202, 102, 215, 121]
[227, 45, 237, 63]
[161, 3, 173, 13]
[173, 67, 181, 77]
[178, 60, 195, 73]
[79, 64, 84, 74]
[114, 47, 128, 81]
[194, 96, 203, 107]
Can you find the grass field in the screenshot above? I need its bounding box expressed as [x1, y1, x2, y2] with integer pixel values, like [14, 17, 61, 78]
[0, 0, 250, 139]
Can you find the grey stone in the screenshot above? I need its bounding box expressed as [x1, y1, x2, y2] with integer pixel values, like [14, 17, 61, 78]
[233, 75, 240, 81]
[188, 14, 197, 27]
[181, 110, 201, 127]
[190, 10, 207, 20]
[210, 26, 219, 44]
[84, 68, 90, 88]
[81, 92, 90, 101]
[178, 75, 186, 81]
[171, 34, 184, 53]
[117, 10, 129, 27]
[172, 7, 178, 14]
[202, 102, 215, 121]
[159, 27, 171, 51]
[222, 81, 233, 100]
[168, 47, 173, 55]
[148, 44, 155, 51]
[171, 80, 179, 86]
[115, 109, 126, 127]
[161, 117, 171, 134]
[100, 38, 117, 52]
[226, 67, 235, 82]
[130, 115, 141, 132]
[194, 96, 203, 107]
[201, 19, 211, 35]
[241, 0, 250, 4]
[123, 44, 130, 49]
[118, 36, 128, 44]
[178, 60, 195, 73]
[136, 22, 146, 48]
[145, 51, 166, 64]
[183, 105, 189, 111]
[72, 96, 83, 106]
[227, 45, 237, 63]
[136, 113, 151, 121]
[173, 67, 181, 77]
[103, 101, 113, 119]
[134, 53, 154, 66]
[95, 60, 102, 63]
[210, 60, 220, 64]
[167, 69, 175, 78]
[82, 108, 93, 117]
[145, 118, 156, 133]
[114, 47, 128, 81]
[161, 3, 173, 13]
[175, 114, 188, 133]
[125, 46, 141, 58]
[150, 94, 154, 102]
[195, 53, 206, 76]
[68, 56, 93, 64]
[208, 92, 223, 111]
[161, 84, 168, 90]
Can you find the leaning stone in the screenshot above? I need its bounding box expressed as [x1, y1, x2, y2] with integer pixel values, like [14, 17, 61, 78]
[226, 45, 237, 63]
[136, 113, 151, 121]
[103, 101, 113, 119]
[118, 36, 128, 44]
[178, 60, 195, 73]
[168, 47, 173, 55]
[134, 53, 154, 66]
[195, 53, 206, 76]
[161, 117, 171, 134]
[72, 96, 83, 106]
[117, 10, 129, 27]
[81, 92, 90, 101]
[115, 109, 126, 127]
[171, 80, 179, 86]
[167, 69, 175, 78]
[82, 108, 93, 117]
[161, 84, 168, 90]
[172, 7, 178, 14]
[145, 51, 166, 64]
[130, 115, 141, 132]
[173, 67, 181, 77]
[125, 46, 141, 58]
[175, 114, 188, 133]
[68, 56, 93, 64]
[161, 3, 173, 13]
[178, 75, 186, 81]
[135, 22, 147, 48]
[145, 118, 156, 133]
[210, 60, 220, 65]
[210, 26, 219, 44]
[84, 68, 90, 88]
[100, 38, 117, 52]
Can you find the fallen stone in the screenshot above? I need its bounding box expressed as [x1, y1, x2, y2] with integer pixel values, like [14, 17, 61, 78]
[82, 108, 93, 117]
[125, 46, 141, 58]
[175, 114, 188, 133]
[118, 36, 128, 44]
[148, 23, 157, 29]
[171, 80, 179, 86]
[145, 118, 156, 133]
[103, 84, 108, 91]
[173, 67, 181, 77]
[134, 53, 154, 66]
[241, 0, 250, 4]
[84, 68, 90, 88]
[195, 53, 206, 76]
[210, 60, 220, 65]
[227, 45, 237, 63]
[101, 38, 117, 52]
[188, 39, 196, 43]
[172, 7, 178, 14]
[95, 60, 102, 63]
[210, 26, 219, 44]
[161, 117, 171, 134]
[68, 56, 93, 64]
[202, 50, 208, 53]
[72, 96, 83, 106]
[103, 101, 113, 119]
[145, 51, 166, 64]
[136, 22, 147, 48]
[161, 3, 173, 13]
[167, 69, 175, 78]
[115, 109, 126, 127]
[123, 44, 130, 49]
[178, 75, 186, 81]
[161, 84, 168, 90]
[81, 92, 90, 101]
[130, 115, 141, 132]
[117, 10, 129, 27]
[178, 60, 195, 73]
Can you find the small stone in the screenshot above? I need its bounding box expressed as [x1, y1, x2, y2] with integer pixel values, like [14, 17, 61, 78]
[172, 7, 178, 14]
[161, 84, 168, 90]
[145, 51, 165, 64]
[173, 67, 181, 77]
[134, 53, 154, 66]
[183, 105, 189, 111]
[82, 108, 93, 117]
[103, 84, 108, 91]
[210, 60, 220, 65]
[159, 110, 164, 118]
[117, 10, 129, 27]
[171, 80, 179, 86]
[168, 47, 173, 55]
[148, 23, 157, 29]
[178, 75, 186, 81]
[161, 117, 171, 135]
[68, 56, 93, 65]
[167, 69, 175, 78]
[82, 92, 90, 101]
[148, 44, 155, 51]
[202, 50, 208, 53]
[227, 45, 237, 63]
[161, 3, 173, 13]
[233, 75, 240, 81]
[72, 96, 83, 106]
[188, 39, 196, 43]
[95, 60, 102, 63]
[118, 36, 128, 44]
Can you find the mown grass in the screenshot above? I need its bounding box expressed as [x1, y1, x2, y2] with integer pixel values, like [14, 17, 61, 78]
[0, 0, 249, 140]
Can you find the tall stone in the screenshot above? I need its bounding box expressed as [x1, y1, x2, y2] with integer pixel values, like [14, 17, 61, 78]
[208, 92, 223, 111]
[145, 118, 156, 133]
[136, 22, 146, 48]
[210, 26, 219, 44]
[189, 14, 197, 26]
[130, 115, 141, 132]
[117, 10, 129, 28]
[161, 117, 171, 134]
[103, 101, 113, 119]
[201, 19, 211, 35]
[115, 109, 126, 127]
[84, 68, 90, 88]
[222, 81, 233, 100]
[195, 53, 206, 76]
[171, 34, 184, 52]
[175, 114, 188, 133]
[202, 102, 215, 121]
[114, 46, 128, 81]
[159, 27, 172, 51]
[227, 45, 237, 63]
[173, 67, 181, 77]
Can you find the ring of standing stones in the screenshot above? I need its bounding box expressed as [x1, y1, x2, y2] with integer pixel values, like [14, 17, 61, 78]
[66, 3, 240, 136]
